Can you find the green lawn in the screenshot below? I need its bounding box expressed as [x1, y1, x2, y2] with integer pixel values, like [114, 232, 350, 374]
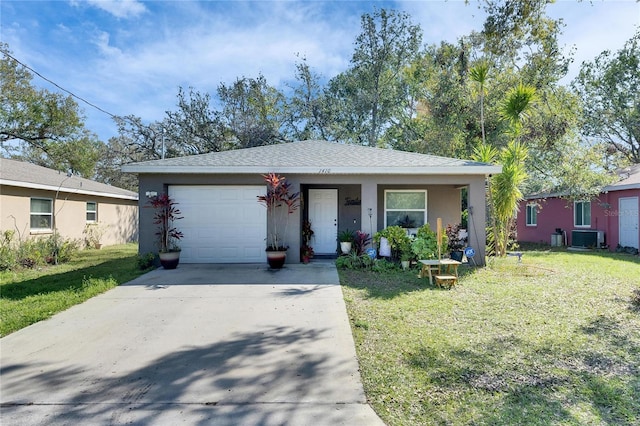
[0, 243, 148, 336]
[340, 250, 640, 426]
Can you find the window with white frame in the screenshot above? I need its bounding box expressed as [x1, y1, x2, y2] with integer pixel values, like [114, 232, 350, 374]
[526, 203, 537, 226]
[384, 190, 427, 228]
[574, 200, 591, 227]
[30, 198, 53, 230]
[86, 202, 97, 222]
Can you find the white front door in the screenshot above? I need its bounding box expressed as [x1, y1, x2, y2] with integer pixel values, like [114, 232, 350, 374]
[619, 197, 639, 249]
[309, 189, 338, 254]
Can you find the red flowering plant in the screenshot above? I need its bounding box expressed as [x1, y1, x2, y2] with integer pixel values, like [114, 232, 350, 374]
[148, 194, 184, 252]
[353, 230, 371, 255]
[257, 173, 300, 251]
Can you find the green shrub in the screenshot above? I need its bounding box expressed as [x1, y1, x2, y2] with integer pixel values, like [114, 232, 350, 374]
[411, 223, 447, 260]
[373, 226, 412, 261]
[39, 233, 80, 264]
[17, 238, 43, 268]
[335, 252, 374, 270]
[0, 247, 15, 271]
[137, 252, 156, 270]
[1, 233, 80, 270]
[0, 230, 17, 271]
[371, 258, 400, 272]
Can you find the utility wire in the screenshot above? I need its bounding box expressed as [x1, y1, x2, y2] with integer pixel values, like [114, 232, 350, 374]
[1, 48, 118, 119]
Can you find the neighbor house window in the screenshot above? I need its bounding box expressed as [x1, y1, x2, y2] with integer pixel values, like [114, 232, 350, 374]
[30, 198, 53, 230]
[384, 190, 427, 228]
[574, 201, 591, 227]
[86, 202, 97, 222]
[526, 203, 537, 226]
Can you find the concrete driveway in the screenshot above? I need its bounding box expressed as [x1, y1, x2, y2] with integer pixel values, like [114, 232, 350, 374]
[0, 263, 384, 425]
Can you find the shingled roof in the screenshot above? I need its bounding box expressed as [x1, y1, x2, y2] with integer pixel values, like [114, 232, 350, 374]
[122, 140, 500, 175]
[0, 158, 138, 200]
[604, 164, 640, 191]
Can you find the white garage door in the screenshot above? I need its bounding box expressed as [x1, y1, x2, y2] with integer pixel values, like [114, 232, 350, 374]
[168, 185, 266, 263]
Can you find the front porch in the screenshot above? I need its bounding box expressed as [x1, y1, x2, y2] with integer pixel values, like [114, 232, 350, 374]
[296, 176, 487, 264]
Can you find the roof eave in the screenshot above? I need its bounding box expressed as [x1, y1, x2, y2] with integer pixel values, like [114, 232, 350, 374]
[121, 165, 502, 175]
[603, 183, 640, 192]
[0, 179, 139, 201]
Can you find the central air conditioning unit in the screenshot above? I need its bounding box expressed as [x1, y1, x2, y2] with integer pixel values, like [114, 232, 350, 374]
[571, 230, 605, 248]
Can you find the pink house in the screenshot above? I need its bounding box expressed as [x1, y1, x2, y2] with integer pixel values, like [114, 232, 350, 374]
[516, 165, 640, 251]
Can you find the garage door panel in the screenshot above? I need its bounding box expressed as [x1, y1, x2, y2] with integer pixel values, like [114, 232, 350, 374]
[168, 185, 266, 263]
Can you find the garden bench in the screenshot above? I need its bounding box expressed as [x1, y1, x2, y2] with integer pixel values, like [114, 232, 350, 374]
[419, 259, 461, 287]
[434, 274, 457, 288]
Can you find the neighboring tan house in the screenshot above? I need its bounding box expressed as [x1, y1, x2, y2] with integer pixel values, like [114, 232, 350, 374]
[0, 158, 138, 247]
[516, 164, 640, 251]
[123, 140, 500, 265]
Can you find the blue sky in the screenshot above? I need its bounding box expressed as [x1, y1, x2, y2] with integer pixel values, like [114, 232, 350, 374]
[1, 0, 639, 142]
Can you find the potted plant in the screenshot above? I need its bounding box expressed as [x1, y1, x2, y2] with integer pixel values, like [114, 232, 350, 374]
[83, 222, 108, 249]
[400, 239, 413, 270]
[373, 225, 411, 261]
[148, 193, 184, 269]
[301, 220, 314, 264]
[338, 229, 354, 254]
[257, 173, 300, 268]
[446, 223, 466, 262]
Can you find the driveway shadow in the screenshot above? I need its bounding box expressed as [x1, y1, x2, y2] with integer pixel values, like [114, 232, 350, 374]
[1, 325, 363, 425]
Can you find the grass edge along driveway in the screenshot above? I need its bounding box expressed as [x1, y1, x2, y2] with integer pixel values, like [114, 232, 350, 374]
[340, 250, 640, 426]
[1, 244, 147, 337]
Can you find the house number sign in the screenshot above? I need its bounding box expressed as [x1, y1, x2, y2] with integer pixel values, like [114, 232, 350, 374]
[318, 169, 331, 174]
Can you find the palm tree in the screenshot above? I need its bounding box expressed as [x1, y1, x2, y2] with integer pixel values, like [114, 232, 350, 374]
[469, 61, 490, 147]
[492, 84, 537, 255]
[500, 83, 537, 138]
[473, 82, 537, 257]
[493, 141, 528, 255]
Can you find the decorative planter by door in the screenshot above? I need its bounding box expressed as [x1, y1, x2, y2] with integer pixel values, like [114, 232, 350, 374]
[340, 242, 352, 254]
[266, 250, 287, 269]
[159, 251, 180, 269]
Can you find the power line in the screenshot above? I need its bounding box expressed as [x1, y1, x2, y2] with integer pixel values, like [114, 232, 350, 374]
[1, 48, 118, 119]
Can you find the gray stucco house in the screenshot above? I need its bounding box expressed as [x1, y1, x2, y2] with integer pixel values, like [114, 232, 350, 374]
[123, 140, 500, 265]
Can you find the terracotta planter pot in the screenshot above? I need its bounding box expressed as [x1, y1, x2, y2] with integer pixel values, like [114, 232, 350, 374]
[266, 250, 287, 269]
[159, 251, 181, 269]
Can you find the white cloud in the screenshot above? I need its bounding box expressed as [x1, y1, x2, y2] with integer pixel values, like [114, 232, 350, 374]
[57, 1, 360, 137]
[79, 0, 147, 19]
[399, 0, 486, 45]
[11, 0, 638, 142]
[87, 2, 356, 92]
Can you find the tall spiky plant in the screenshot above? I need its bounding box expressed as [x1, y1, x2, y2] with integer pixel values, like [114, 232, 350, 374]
[257, 173, 300, 251]
[493, 141, 528, 255]
[492, 84, 537, 255]
[469, 61, 490, 147]
[500, 83, 537, 138]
